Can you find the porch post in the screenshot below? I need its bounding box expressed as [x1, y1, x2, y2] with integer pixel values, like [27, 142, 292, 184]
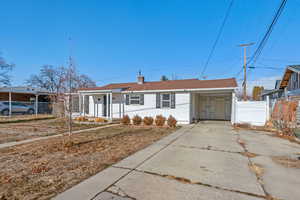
[82, 95, 85, 116]
[122, 94, 125, 117]
[106, 94, 109, 118]
[110, 93, 113, 120]
[9, 89, 12, 117]
[35, 94, 39, 116]
[94, 96, 96, 117]
[79, 93, 82, 116]
[119, 94, 121, 118]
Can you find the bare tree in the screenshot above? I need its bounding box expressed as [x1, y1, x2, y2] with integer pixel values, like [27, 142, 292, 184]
[76, 74, 96, 89]
[26, 65, 66, 95]
[26, 65, 96, 95]
[0, 54, 14, 86]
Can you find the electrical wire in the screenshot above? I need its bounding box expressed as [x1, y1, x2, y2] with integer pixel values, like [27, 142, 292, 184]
[236, 0, 288, 80]
[248, 0, 288, 66]
[200, 0, 234, 78]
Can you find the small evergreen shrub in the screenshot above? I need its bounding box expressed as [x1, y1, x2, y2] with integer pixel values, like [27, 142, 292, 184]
[155, 115, 166, 126]
[121, 115, 131, 125]
[143, 116, 154, 126]
[167, 115, 177, 128]
[132, 115, 142, 125]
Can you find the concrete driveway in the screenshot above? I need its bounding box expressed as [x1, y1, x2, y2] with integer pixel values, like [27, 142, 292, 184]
[55, 122, 300, 200]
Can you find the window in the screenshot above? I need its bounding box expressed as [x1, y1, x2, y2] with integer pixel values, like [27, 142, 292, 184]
[130, 94, 140, 105]
[161, 93, 171, 108]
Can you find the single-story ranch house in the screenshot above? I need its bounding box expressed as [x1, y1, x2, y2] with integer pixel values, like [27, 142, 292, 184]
[76, 74, 237, 124]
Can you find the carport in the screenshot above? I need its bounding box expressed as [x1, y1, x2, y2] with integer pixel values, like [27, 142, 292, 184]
[0, 87, 52, 116]
[190, 90, 233, 121]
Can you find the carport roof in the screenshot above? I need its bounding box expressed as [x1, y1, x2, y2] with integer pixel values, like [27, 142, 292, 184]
[0, 87, 52, 95]
[78, 78, 237, 92]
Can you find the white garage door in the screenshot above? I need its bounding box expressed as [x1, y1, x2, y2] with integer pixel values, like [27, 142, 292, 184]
[199, 96, 231, 120]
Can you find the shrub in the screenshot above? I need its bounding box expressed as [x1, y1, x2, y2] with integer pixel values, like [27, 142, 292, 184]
[143, 116, 154, 126]
[122, 115, 131, 125]
[75, 116, 88, 121]
[94, 117, 107, 123]
[155, 115, 166, 126]
[167, 115, 177, 128]
[132, 115, 142, 125]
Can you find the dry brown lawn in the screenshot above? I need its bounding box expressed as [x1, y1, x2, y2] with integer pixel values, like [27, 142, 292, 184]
[0, 125, 177, 200]
[0, 118, 107, 144]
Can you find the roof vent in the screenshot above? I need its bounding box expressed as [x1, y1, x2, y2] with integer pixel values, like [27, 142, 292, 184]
[137, 70, 144, 84]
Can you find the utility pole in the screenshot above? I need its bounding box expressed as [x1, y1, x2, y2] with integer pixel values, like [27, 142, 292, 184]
[238, 43, 254, 101]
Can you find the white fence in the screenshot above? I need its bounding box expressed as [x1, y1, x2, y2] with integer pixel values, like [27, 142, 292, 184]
[231, 95, 269, 126]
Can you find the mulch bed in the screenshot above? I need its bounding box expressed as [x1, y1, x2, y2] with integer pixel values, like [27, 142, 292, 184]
[0, 125, 177, 200]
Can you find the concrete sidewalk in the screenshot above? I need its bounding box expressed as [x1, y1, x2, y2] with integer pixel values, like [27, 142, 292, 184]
[0, 124, 118, 149]
[54, 122, 300, 200]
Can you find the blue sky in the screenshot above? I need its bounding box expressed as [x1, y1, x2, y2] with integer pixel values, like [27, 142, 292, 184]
[0, 0, 299, 89]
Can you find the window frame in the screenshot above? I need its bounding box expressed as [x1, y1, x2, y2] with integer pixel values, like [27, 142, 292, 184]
[129, 94, 141, 105]
[160, 93, 171, 108]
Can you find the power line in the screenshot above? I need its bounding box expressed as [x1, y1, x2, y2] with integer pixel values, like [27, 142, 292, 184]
[236, 0, 288, 79]
[248, 66, 285, 70]
[248, 0, 288, 66]
[200, 0, 234, 78]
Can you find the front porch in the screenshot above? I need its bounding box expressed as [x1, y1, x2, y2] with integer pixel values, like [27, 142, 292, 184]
[75, 91, 125, 120]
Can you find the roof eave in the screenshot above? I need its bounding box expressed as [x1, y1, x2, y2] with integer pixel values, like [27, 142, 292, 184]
[122, 87, 237, 93]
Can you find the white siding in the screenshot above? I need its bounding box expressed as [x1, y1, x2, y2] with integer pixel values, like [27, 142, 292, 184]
[124, 92, 191, 124]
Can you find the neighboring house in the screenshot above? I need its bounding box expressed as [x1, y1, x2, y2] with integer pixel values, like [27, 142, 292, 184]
[279, 65, 300, 100]
[261, 80, 283, 101]
[76, 74, 237, 124]
[261, 65, 300, 101]
[0, 86, 53, 114]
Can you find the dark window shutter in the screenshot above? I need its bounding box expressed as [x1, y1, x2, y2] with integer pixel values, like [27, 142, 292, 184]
[156, 93, 161, 108]
[125, 94, 129, 105]
[140, 94, 144, 105]
[171, 93, 176, 109]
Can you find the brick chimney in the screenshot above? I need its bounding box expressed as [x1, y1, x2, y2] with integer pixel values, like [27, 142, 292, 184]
[137, 70, 144, 84]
